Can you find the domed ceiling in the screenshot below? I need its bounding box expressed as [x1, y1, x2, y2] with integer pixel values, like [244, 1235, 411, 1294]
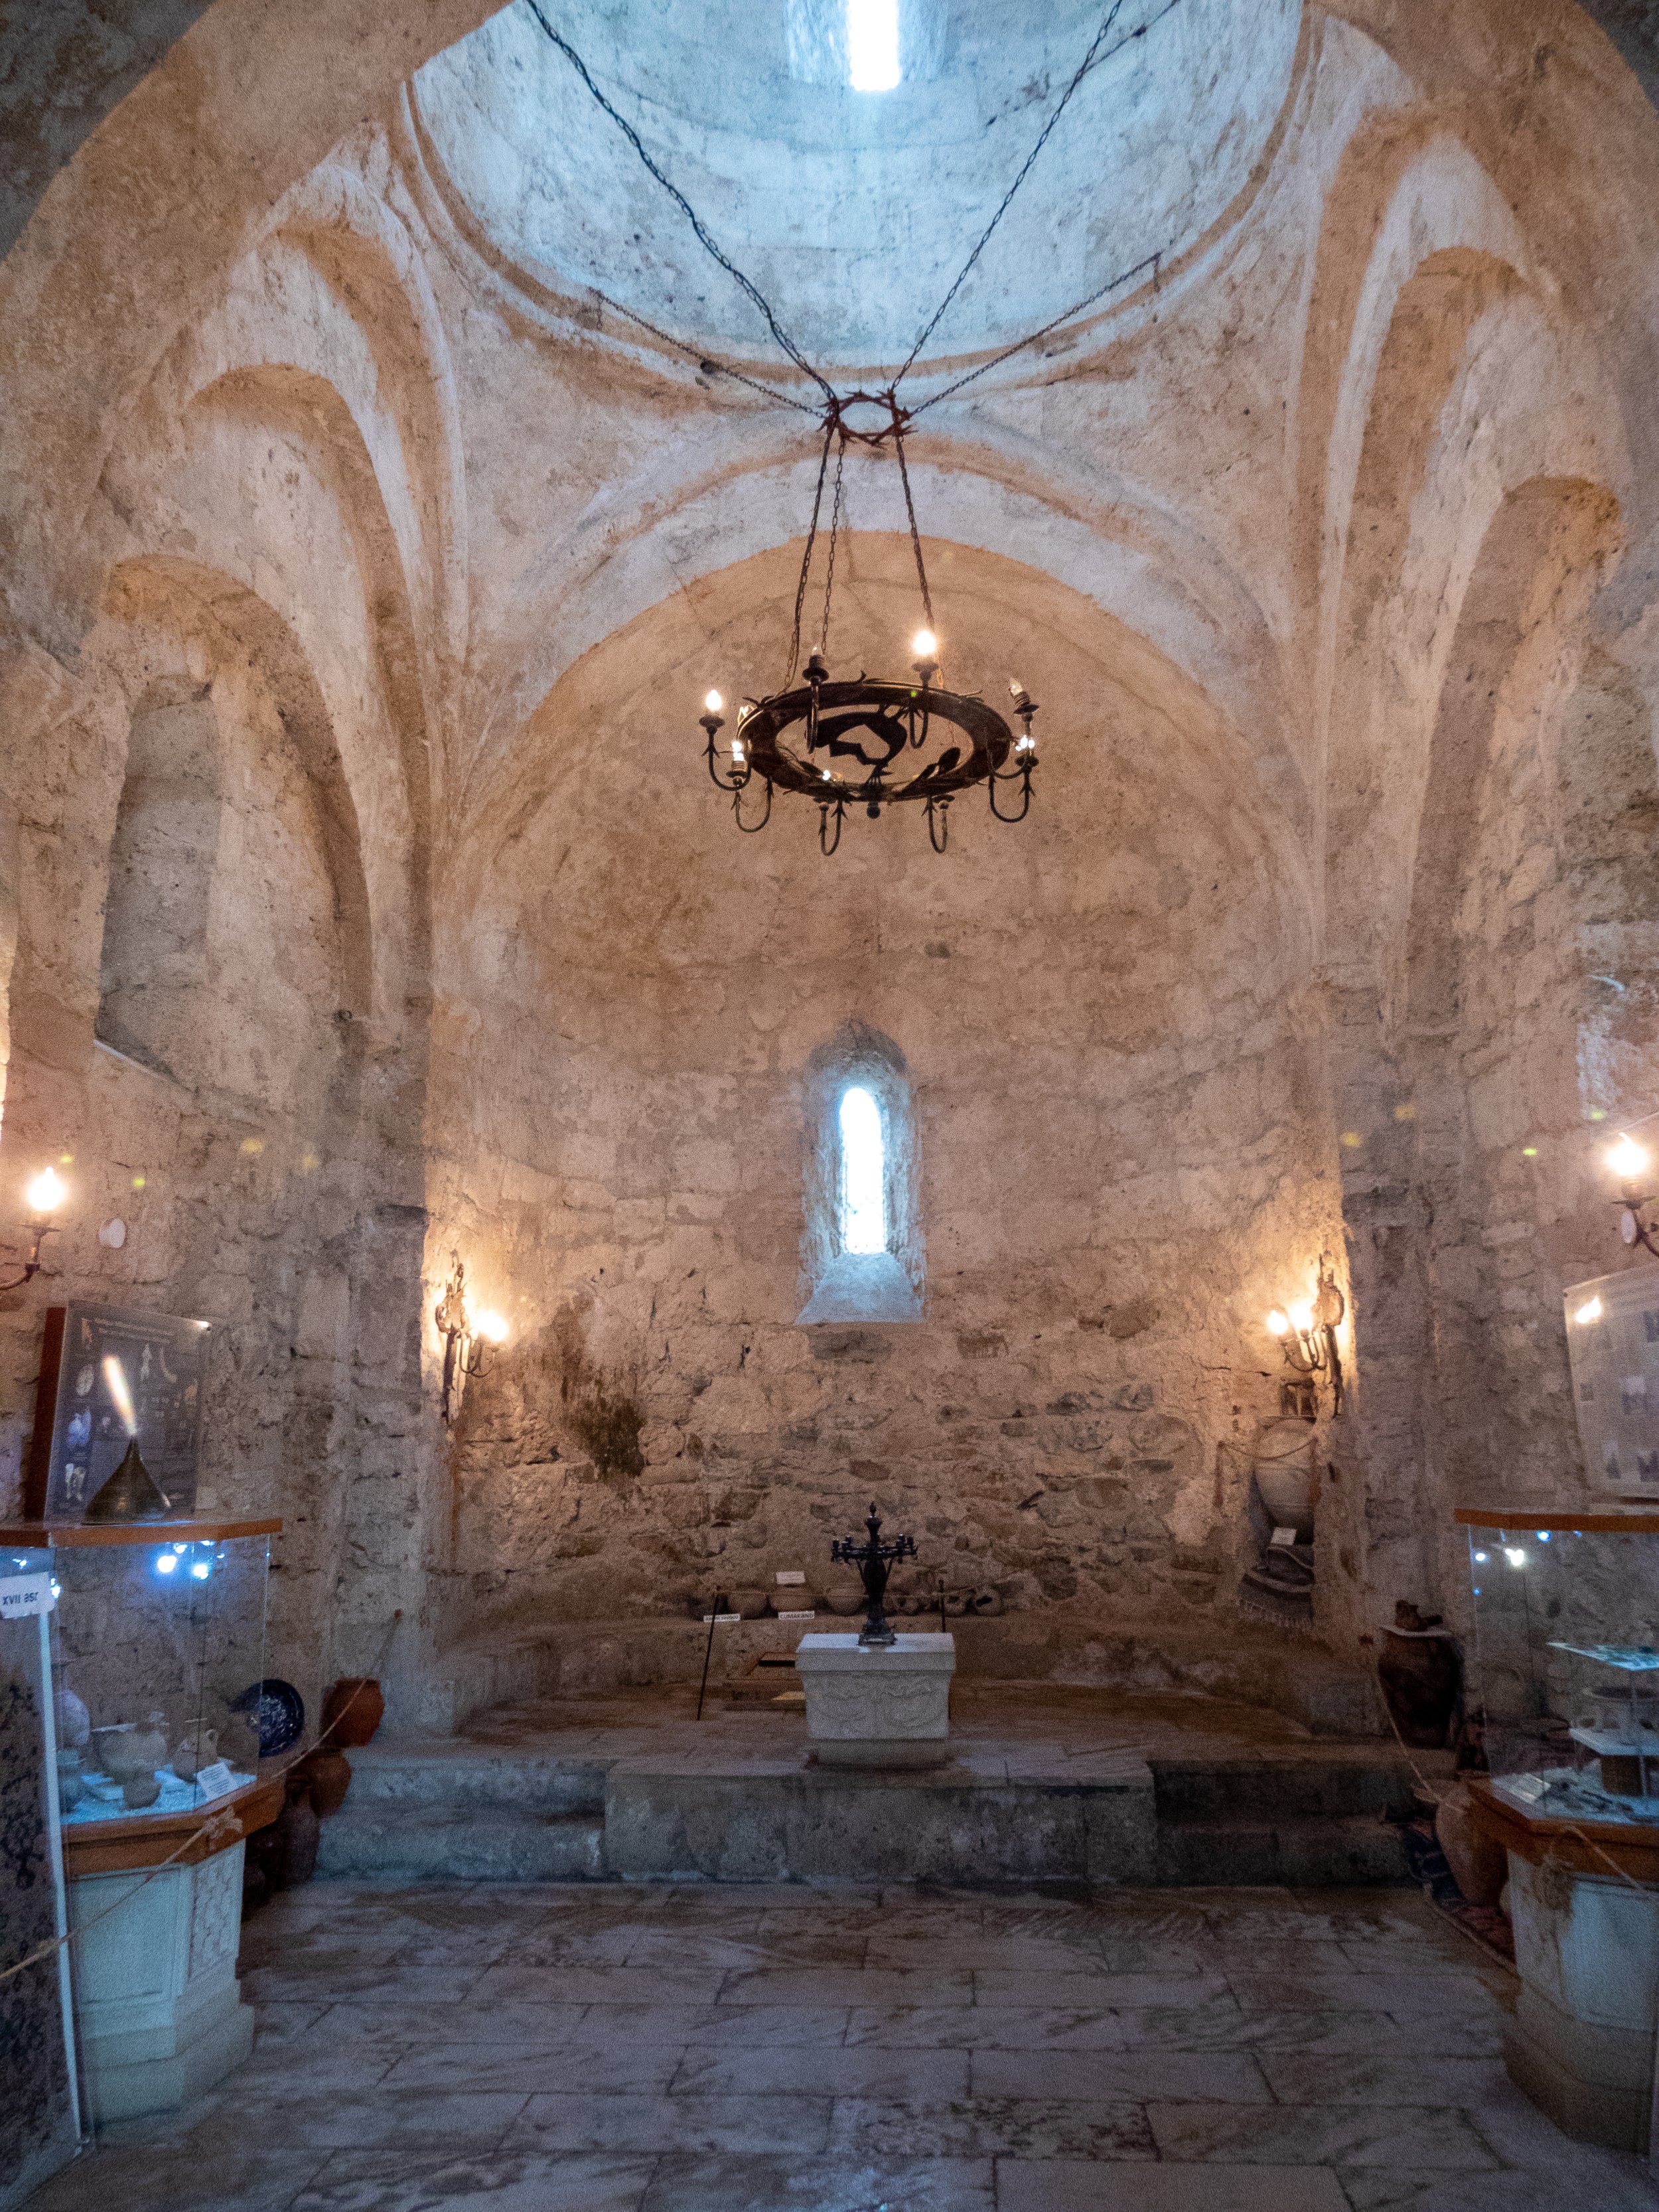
[413, 0, 1304, 372]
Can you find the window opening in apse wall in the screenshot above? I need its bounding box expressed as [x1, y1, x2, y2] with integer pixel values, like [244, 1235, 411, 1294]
[839, 1085, 887, 1252]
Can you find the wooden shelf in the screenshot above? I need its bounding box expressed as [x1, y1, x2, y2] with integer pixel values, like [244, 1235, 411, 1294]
[1466, 1775, 1659, 1884]
[62, 1773, 283, 1876]
[1453, 1505, 1659, 1534]
[0, 1514, 281, 1548]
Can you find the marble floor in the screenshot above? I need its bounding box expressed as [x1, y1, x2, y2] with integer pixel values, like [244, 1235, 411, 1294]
[29, 1879, 1659, 2212]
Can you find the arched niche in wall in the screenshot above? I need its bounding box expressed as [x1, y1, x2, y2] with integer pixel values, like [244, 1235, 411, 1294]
[96, 676, 222, 1078]
[796, 1023, 923, 1324]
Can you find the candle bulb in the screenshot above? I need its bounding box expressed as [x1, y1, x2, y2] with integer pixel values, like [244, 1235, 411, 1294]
[703, 690, 724, 715]
[1266, 1309, 1290, 1337]
[1609, 1134, 1649, 1186]
[912, 629, 937, 660]
[25, 1166, 65, 1216]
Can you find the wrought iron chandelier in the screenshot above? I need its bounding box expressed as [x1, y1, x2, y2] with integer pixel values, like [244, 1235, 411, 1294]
[696, 391, 1038, 855]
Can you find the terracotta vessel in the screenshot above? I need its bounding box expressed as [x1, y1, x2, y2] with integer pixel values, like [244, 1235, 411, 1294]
[95, 1714, 169, 1785]
[293, 1745, 353, 1817]
[1378, 1602, 1461, 1748]
[321, 1677, 385, 1748]
[55, 1686, 90, 1749]
[727, 1589, 767, 1619]
[1435, 1781, 1507, 1907]
[272, 1789, 321, 1885]
[824, 1588, 864, 1615]
[970, 1588, 1004, 1616]
[56, 1750, 85, 1811]
[122, 1772, 162, 1810]
[172, 1721, 218, 1781]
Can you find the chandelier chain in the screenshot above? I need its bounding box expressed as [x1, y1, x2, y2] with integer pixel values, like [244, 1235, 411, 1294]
[523, 0, 836, 402]
[910, 247, 1164, 419]
[820, 440, 847, 656]
[588, 287, 820, 416]
[894, 431, 935, 630]
[786, 420, 837, 686]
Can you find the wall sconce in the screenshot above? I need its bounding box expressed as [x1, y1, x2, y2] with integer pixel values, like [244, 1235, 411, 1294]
[433, 1252, 510, 1426]
[1266, 1253, 1346, 1420]
[0, 1166, 66, 1292]
[1607, 1134, 1659, 1258]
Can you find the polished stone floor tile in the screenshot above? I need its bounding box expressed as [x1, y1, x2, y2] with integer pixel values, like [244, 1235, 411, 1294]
[1258, 2052, 1508, 2107]
[1337, 2164, 1659, 2211]
[1147, 2100, 1500, 2170]
[290, 2148, 655, 2211]
[845, 2002, 1129, 2051]
[971, 2049, 1270, 2104]
[827, 2093, 1156, 2162]
[505, 2089, 835, 2156]
[669, 2042, 969, 2099]
[38, 1878, 1659, 2212]
[636, 2152, 995, 2209]
[995, 2159, 1352, 2210]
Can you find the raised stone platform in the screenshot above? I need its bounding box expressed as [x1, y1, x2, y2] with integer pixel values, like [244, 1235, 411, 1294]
[317, 1684, 1419, 1889]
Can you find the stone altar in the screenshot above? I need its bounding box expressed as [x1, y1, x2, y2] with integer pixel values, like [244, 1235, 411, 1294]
[794, 1631, 955, 1769]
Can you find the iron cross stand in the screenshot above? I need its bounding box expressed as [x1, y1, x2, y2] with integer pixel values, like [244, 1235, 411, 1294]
[830, 1502, 918, 1648]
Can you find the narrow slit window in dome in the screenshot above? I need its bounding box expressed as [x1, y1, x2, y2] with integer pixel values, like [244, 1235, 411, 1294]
[847, 0, 901, 91]
[839, 1086, 887, 1252]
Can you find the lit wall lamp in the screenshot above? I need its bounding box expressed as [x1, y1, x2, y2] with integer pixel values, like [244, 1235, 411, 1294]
[433, 1252, 510, 1426]
[0, 1166, 67, 1291]
[1607, 1133, 1659, 1257]
[1265, 1254, 1346, 1420]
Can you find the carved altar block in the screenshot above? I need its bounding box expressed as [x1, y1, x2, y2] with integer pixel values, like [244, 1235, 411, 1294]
[795, 1631, 955, 1768]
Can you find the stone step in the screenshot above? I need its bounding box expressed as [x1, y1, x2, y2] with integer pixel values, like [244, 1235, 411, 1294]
[316, 1806, 606, 1882]
[341, 1747, 607, 1816]
[1153, 1812, 1411, 1887]
[1151, 1755, 1416, 1824]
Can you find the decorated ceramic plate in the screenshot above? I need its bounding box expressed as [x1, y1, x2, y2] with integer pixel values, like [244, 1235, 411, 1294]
[230, 1677, 306, 1755]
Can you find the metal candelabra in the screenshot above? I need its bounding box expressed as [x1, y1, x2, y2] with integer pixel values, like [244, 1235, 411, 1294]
[830, 1501, 917, 1649]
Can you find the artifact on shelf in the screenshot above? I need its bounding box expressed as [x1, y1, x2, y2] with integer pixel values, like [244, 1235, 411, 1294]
[320, 1676, 384, 1748]
[171, 1720, 218, 1783]
[84, 1437, 171, 1523]
[1378, 1600, 1461, 1748]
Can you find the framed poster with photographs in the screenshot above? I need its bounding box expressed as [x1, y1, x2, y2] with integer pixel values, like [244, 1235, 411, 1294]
[1562, 1263, 1659, 1497]
[23, 1305, 212, 1521]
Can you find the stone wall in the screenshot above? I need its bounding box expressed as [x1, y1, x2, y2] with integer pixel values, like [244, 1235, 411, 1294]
[0, 0, 1657, 1721]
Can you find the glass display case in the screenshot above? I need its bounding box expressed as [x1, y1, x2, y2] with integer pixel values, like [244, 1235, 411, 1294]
[0, 1516, 279, 1842]
[1459, 1503, 1659, 1831]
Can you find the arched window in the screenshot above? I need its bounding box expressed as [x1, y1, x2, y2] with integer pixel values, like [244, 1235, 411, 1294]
[839, 1085, 887, 1252]
[798, 1027, 922, 1323]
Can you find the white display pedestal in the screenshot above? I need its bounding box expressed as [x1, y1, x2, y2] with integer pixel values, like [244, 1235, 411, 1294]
[795, 1631, 955, 1768]
[1504, 1852, 1659, 2154]
[69, 1838, 253, 2122]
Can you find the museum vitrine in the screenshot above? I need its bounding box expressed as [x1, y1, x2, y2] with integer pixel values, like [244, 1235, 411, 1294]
[0, 1517, 279, 1837]
[1459, 1504, 1659, 1828]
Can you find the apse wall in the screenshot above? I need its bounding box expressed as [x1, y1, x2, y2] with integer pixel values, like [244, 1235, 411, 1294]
[426, 538, 1346, 1664]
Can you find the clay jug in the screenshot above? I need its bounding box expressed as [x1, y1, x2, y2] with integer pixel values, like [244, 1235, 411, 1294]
[173, 1721, 218, 1782]
[1378, 1602, 1461, 1748]
[1435, 1781, 1506, 1907]
[293, 1745, 352, 1818]
[321, 1677, 385, 1748]
[272, 1789, 321, 1886]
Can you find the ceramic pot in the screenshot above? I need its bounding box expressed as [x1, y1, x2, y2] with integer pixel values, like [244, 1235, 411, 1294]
[122, 1771, 163, 1810]
[54, 1686, 90, 1750]
[272, 1791, 321, 1886]
[970, 1588, 1004, 1616]
[94, 1715, 169, 1785]
[321, 1678, 385, 1749]
[1435, 1781, 1506, 1907]
[824, 1588, 864, 1616]
[1252, 1420, 1317, 1541]
[1378, 1611, 1461, 1749]
[943, 1589, 970, 1617]
[293, 1745, 352, 1818]
[172, 1721, 218, 1782]
[728, 1589, 767, 1619]
[56, 1749, 85, 1812]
